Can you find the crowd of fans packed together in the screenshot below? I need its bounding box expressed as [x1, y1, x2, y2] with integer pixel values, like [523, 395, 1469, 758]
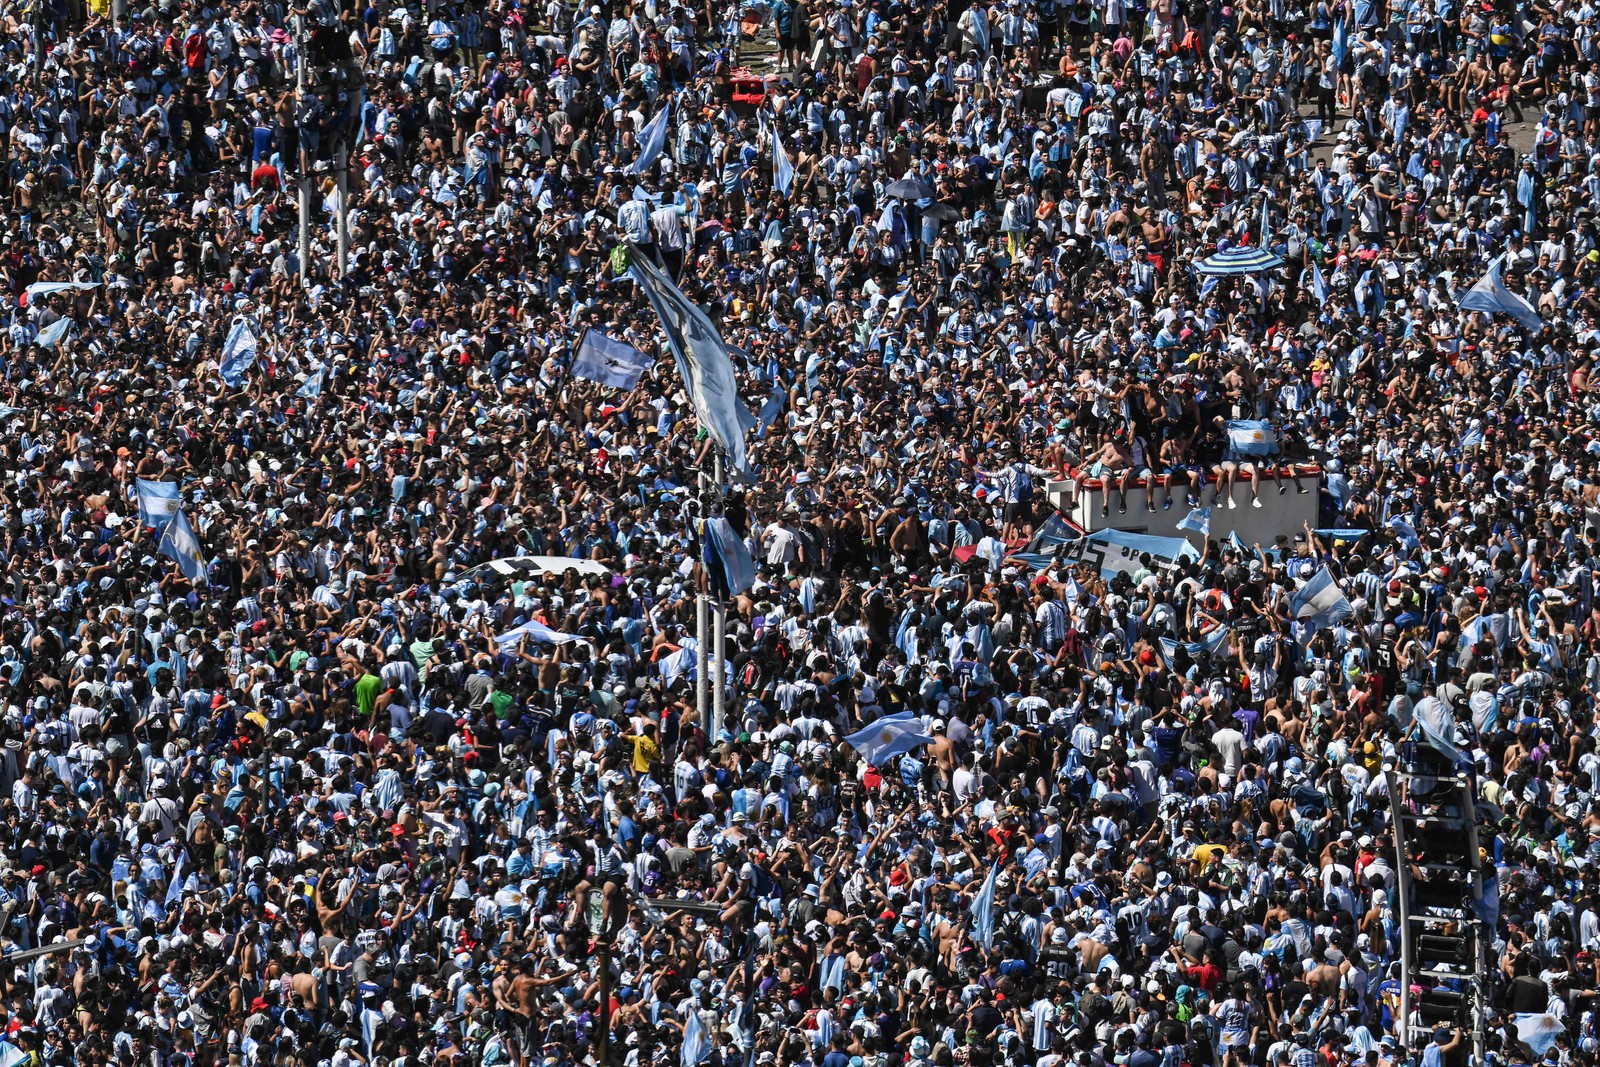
[3, 0, 1600, 1066]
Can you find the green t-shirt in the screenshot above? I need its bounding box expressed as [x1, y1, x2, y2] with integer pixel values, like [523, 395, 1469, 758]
[355, 672, 382, 716]
[489, 690, 514, 720]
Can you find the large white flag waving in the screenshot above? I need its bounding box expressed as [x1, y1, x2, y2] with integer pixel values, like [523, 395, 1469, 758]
[627, 243, 753, 479]
[1458, 254, 1544, 333]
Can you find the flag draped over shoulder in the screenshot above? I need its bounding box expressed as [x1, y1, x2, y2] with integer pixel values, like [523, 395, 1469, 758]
[219, 319, 258, 386]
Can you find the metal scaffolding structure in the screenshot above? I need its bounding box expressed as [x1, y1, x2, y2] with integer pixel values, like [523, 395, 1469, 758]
[1384, 740, 1489, 1067]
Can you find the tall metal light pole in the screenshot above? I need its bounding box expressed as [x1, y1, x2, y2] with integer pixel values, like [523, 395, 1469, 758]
[696, 468, 709, 731]
[711, 455, 726, 738]
[335, 138, 349, 275]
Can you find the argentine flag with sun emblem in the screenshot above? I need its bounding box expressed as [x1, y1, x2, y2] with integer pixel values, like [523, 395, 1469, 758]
[1225, 420, 1278, 457]
[844, 712, 935, 767]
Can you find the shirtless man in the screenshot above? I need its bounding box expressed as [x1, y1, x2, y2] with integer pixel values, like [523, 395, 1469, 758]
[1083, 431, 1135, 517]
[1305, 952, 1349, 998]
[500, 957, 567, 1067]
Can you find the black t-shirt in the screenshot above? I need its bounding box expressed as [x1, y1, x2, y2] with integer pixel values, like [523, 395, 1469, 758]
[421, 708, 456, 745]
[1282, 978, 1310, 1008]
[1509, 974, 1549, 1013]
[970, 1003, 1003, 1038]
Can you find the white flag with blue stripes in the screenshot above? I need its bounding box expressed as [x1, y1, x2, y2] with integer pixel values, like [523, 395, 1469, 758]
[631, 101, 672, 175]
[573, 330, 653, 390]
[681, 1007, 710, 1067]
[158, 508, 208, 582]
[702, 516, 756, 598]
[844, 712, 934, 767]
[136, 479, 181, 530]
[1226, 420, 1278, 457]
[219, 318, 258, 387]
[1176, 505, 1211, 538]
[628, 244, 752, 478]
[774, 131, 795, 196]
[1311, 260, 1330, 305]
[1458, 254, 1544, 334]
[970, 862, 999, 949]
[1290, 566, 1352, 629]
[35, 316, 70, 351]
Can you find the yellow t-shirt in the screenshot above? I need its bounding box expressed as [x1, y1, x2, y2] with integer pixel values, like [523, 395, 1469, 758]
[629, 734, 661, 774]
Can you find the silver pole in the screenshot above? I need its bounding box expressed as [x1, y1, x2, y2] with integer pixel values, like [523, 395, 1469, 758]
[1384, 765, 1414, 1051]
[296, 20, 311, 288]
[696, 467, 709, 731]
[696, 589, 709, 729]
[335, 139, 349, 276]
[711, 451, 726, 739]
[713, 600, 726, 738]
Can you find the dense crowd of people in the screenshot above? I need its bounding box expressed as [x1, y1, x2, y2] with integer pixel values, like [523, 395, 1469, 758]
[0, 0, 1598, 1066]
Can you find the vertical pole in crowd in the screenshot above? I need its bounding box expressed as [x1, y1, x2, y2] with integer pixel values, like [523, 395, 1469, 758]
[296, 19, 311, 289]
[596, 940, 612, 1065]
[336, 140, 350, 276]
[32, 0, 44, 76]
[695, 469, 709, 731]
[711, 451, 726, 739]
